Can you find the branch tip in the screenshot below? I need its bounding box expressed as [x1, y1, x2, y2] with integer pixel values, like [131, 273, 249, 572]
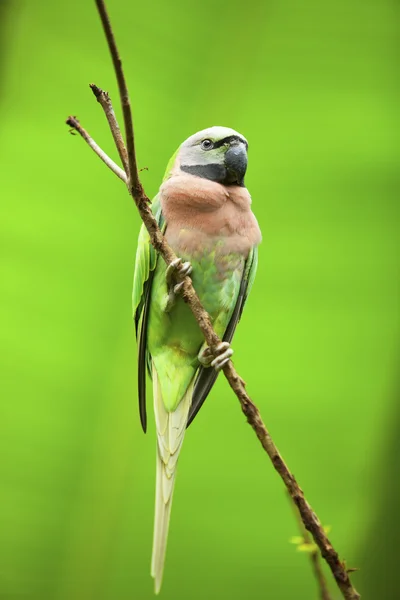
[89, 83, 109, 101]
[66, 115, 79, 128]
[89, 82, 101, 97]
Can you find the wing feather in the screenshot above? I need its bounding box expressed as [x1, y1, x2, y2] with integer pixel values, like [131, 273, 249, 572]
[187, 246, 259, 427]
[133, 196, 164, 432]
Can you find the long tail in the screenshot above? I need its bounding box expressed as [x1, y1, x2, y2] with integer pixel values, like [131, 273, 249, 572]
[151, 362, 194, 594]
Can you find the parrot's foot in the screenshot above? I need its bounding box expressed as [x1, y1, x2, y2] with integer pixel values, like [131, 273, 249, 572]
[211, 342, 234, 371]
[198, 342, 233, 371]
[166, 257, 192, 291]
[163, 258, 192, 312]
[198, 346, 213, 367]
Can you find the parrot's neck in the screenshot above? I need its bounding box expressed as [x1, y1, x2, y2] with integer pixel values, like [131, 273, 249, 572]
[159, 174, 261, 257]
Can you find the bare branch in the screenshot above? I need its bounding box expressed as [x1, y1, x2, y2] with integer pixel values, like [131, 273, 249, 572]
[94, 0, 142, 200]
[65, 3, 361, 599]
[66, 116, 127, 183]
[89, 83, 129, 174]
[289, 493, 333, 600]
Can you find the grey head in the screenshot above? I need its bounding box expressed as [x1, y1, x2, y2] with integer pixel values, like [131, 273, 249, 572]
[178, 126, 248, 187]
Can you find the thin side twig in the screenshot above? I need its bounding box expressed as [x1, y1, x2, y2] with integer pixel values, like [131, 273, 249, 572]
[289, 493, 332, 600]
[65, 2, 361, 599]
[89, 83, 129, 173]
[66, 116, 127, 183]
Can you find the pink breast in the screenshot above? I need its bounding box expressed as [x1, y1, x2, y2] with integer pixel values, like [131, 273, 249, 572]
[160, 175, 262, 257]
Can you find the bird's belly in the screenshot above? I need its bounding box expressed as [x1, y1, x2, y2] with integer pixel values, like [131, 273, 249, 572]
[146, 238, 244, 410]
[149, 245, 243, 343]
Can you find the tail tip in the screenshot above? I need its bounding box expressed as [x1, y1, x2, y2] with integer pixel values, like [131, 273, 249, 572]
[153, 575, 162, 595]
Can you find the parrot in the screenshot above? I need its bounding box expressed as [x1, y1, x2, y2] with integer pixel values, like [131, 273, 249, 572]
[132, 126, 261, 593]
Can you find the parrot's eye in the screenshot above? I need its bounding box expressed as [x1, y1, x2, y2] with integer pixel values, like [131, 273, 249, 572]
[200, 139, 214, 151]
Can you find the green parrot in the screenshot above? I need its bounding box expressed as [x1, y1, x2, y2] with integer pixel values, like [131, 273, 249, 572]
[132, 126, 261, 593]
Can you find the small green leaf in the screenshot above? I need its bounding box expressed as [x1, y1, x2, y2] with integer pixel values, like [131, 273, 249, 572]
[297, 543, 317, 553]
[289, 536, 305, 545]
[323, 525, 331, 535]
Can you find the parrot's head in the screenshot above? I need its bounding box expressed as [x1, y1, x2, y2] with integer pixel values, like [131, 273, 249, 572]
[166, 126, 249, 187]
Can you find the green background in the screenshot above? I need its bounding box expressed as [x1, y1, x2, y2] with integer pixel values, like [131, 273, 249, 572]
[1, 1, 399, 598]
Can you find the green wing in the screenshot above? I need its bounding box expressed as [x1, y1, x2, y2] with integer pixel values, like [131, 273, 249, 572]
[187, 245, 259, 427]
[133, 195, 164, 432]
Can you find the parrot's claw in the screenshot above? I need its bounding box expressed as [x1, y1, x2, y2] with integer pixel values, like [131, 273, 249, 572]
[165, 258, 192, 287]
[198, 346, 214, 367]
[211, 342, 233, 371]
[163, 289, 176, 313]
[163, 258, 192, 313]
[198, 342, 233, 371]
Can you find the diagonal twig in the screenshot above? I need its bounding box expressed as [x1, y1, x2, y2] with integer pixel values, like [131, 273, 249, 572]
[65, 2, 361, 599]
[66, 115, 127, 183]
[89, 83, 129, 174]
[289, 493, 333, 600]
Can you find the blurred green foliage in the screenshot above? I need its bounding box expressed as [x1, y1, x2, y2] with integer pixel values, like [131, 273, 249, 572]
[0, 1, 399, 599]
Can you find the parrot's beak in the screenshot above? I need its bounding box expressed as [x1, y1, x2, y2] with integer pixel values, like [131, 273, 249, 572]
[224, 142, 248, 186]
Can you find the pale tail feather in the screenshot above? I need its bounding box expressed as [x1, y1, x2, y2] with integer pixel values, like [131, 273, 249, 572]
[151, 362, 194, 594]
